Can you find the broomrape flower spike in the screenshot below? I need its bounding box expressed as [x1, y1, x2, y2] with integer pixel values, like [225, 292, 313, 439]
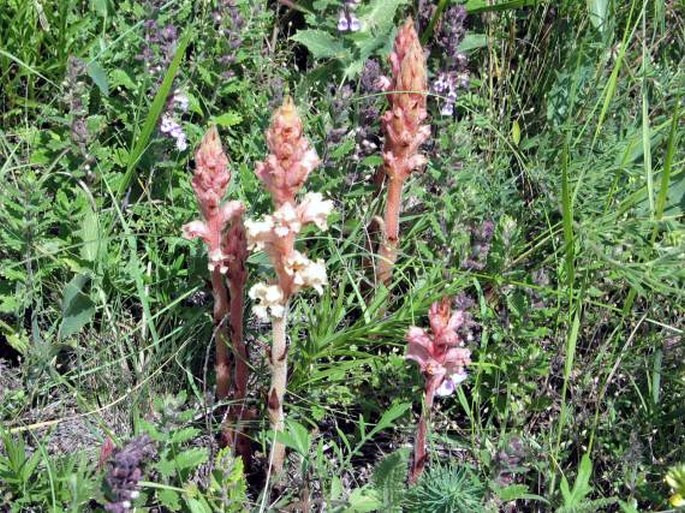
[375, 17, 430, 287]
[247, 97, 333, 478]
[181, 126, 251, 466]
[406, 298, 472, 483]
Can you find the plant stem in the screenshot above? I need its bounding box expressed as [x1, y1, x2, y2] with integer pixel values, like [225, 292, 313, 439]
[211, 268, 231, 400]
[229, 278, 247, 402]
[377, 174, 404, 286]
[268, 308, 288, 475]
[410, 388, 434, 484]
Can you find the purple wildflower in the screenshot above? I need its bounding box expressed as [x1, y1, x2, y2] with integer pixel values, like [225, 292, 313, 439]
[462, 220, 495, 271]
[103, 435, 155, 513]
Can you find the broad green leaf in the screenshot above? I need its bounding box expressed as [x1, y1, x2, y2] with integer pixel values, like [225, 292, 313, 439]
[80, 201, 100, 262]
[291, 30, 346, 59]
[58, 273, 95, 339]
[91, 0, 108, 17]
[587, 0, 609, 33]
[110, 69, 136, 90]
[213, 111, 243, 127]
[158, 489, 181, 512]
[174, 448, 208, 471]
[458, 33, 488, 53]
[87, 61, 109, 96]
[360, 0, 408, 33]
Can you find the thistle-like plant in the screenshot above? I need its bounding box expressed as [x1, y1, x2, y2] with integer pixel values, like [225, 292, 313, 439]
[245, 97, 334, 476]
[181, 126, 250, 461]
[405, 298, 471, 483]
[375, 17, 430, 286]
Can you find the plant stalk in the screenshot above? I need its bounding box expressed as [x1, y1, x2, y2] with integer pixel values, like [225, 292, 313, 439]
[267, 308, 289, 475]
[410, 386, 435, 484]
[377, 174, 404, 286]
[211, 268, 232, 400]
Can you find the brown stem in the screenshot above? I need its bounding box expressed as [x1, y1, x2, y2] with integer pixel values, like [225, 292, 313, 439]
[410, 386, 435, 484]
[229, 278, 248, 402]
[211, 268, 231, 400]
[377, 174, 404, 286]
[267, 309, 288, 476]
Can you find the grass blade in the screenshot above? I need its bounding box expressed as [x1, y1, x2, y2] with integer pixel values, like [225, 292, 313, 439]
[117, 32, 190, 198]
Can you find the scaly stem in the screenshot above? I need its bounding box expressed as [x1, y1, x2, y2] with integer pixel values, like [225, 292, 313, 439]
[410, 387, 434, 484]
[229, 278, 248, 402]
[377, 174, 404, 286]
[211, 268, 231, 400]
[267, 308, 288, 475]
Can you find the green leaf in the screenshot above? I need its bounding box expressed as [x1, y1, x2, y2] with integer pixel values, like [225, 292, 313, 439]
[465, 0, 540, 13]
[360, 0, 408, 34]
[277, 421, 311, 456]
[58, 273, 95, 339]
[291, 30, 346, 59]
[171, 427, 201, 445]
[184, 496, 212, 513]
[91, 0, 108, 17]
[346, 487, 381, 512]
[87, 61, 109, 96]
[158, 489, 181, 511]
[110, 69, 136, 90]
[587, 0, 609, 33]
[117, 32, 190, 198]
[174, 448, 209, 471]
[80, 201, 100, 263]
[458, 33, 488, 53]
[213, 111, 243, 128]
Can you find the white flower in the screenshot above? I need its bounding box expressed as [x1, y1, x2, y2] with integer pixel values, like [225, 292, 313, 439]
[297, 192, 334, 231]
[249, 283, 285, 320]
[299, 258, 327, 295]
[435, 371, 468, 397]
[284, 251, 311, 285]
[272, 202, 302, 237]
[245, 217, 275, 250]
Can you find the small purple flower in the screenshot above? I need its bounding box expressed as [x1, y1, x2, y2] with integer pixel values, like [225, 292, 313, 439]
[103, 436, 154, 513]
[160, 114, 187, 151]
[337, 7, 361, 32]
[435, 371, 468, 397]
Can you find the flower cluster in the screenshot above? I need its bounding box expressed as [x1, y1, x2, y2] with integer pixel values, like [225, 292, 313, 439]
[102, 436, 154, 513]
[182, 126, 245, 272]
[254, 99, 321, 206]
[406, 298, 471, 397]
[246, 98, 334, 321]
[462, 219, 495, 271]
[213, 0, 245, 79]
[160, 92, 189, 151]
[431, 6, 469, 117]
[138, 20, 178, 78]
[382, 18, 431, 181]
[338, 0, 361, 32]
[246, 192, 333, 320]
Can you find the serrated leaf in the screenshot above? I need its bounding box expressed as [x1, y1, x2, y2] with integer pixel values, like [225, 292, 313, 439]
[360, 0, 408, 34]
[87, 61, 109, 96]
[291, 29, 346, 59]
[184, 496, 212, 513]
[171, 427, 200, 445]
[158, 489, 181, 511]
[213, 111, 243, 127]
[174, 447, 208, 471]
[110, 69, 136, 90]
[58, 273, 95, 339]
[346, 487, 381, 512]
